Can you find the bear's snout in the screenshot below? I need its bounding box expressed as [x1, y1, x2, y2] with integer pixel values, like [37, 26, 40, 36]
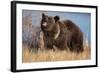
[42, 22, 47, 27]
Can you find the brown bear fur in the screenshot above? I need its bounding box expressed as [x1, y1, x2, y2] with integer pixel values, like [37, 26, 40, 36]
[41, 13, 84, 53]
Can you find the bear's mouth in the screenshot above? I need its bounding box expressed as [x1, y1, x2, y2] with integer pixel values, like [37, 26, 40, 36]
[42, 25, 51, 32]
[42, 22, 47, 27]
[42, 22, 49, 31]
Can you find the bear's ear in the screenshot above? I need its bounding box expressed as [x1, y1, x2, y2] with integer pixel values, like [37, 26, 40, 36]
[42, 13, 45, 18]
[54, 16, 60, 22]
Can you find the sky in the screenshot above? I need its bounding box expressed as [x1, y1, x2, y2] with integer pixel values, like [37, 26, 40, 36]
[22, 10, 91, 44]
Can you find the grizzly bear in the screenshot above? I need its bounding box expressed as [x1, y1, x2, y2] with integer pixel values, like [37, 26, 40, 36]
[41, 13, 84, 53]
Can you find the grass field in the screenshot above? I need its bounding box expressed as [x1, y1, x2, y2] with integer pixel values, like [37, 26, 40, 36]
[22, 44, 91, 63]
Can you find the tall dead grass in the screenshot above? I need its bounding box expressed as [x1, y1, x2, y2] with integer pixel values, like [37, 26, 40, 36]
[22, 42, 91, 63]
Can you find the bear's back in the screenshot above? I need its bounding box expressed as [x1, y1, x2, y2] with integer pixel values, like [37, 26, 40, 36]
[61, 20, 81, 32]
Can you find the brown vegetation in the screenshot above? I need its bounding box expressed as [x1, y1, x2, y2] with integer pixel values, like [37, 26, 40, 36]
[22, 43, 91, 63]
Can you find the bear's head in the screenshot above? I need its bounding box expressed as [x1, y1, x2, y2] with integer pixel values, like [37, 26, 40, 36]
[41, 13, 60, 32]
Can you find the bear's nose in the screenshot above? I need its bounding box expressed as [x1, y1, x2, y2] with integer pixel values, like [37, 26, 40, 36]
[42, 22, 47, 26]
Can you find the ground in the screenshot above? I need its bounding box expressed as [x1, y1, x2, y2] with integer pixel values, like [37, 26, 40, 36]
[22, 44, 91, 63]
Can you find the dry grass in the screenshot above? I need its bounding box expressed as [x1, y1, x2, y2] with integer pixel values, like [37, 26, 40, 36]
[22, 45, 91, 63]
